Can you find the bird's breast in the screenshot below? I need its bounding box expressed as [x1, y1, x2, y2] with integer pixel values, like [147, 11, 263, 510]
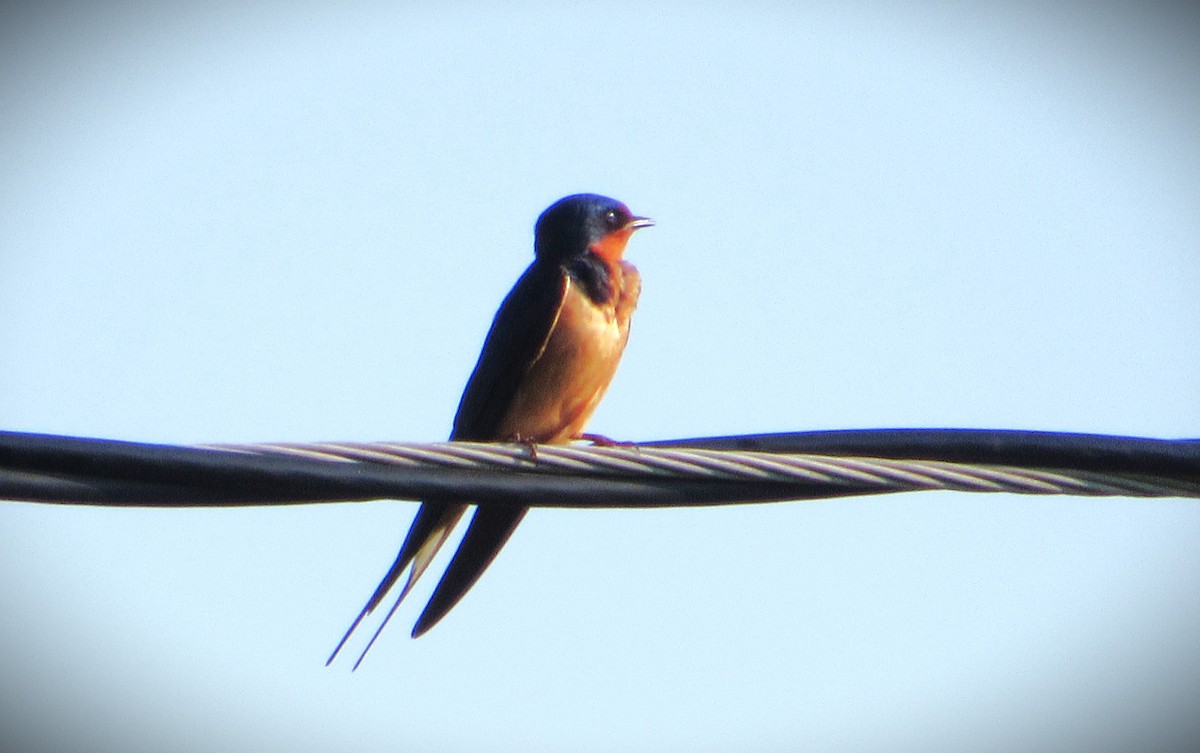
[495, 262, 639, 443]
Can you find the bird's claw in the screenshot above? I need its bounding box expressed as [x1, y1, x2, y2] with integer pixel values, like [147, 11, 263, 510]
[510, 434, 539, 460]
[575, 432, 635, 448]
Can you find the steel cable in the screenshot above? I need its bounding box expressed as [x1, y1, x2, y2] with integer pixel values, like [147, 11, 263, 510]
[2, 429, 1197, 508]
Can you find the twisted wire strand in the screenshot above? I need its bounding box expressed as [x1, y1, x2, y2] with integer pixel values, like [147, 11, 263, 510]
[2, 430, 1198, 508]
[201, 440, 1200, 499]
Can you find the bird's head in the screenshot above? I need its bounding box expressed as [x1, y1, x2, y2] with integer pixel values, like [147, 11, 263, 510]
[534, 194, 653, 264]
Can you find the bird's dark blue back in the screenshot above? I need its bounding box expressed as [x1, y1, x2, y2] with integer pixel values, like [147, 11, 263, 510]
[450, 260, 566, 441]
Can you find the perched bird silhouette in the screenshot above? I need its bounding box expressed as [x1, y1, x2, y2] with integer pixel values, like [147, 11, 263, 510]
[328, 193, 652, 667]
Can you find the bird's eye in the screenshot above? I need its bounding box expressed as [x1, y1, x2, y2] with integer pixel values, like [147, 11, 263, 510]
[605, 209, 624, 228]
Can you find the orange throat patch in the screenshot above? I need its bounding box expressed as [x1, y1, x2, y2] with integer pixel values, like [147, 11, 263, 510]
[588, 228, 634, 264]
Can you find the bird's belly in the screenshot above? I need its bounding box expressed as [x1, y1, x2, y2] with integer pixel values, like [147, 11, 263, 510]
[495, 285, 630, 443]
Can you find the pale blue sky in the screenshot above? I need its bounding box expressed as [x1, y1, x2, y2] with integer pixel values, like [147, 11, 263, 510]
[2, 2, 1199, 752]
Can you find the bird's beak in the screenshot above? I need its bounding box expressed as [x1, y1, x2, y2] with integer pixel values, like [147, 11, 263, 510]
[628, 216, 655, 230]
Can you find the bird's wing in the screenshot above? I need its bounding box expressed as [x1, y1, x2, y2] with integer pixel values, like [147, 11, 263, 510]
[411, 504, 528, 637]
[399, 263, 567, 637]
[450, 261, 568, 440]
[328, 262, 566, 665]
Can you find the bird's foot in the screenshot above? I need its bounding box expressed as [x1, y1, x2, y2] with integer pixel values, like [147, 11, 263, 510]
[510, 434, 539, 460]
[575, 432, 636, 448]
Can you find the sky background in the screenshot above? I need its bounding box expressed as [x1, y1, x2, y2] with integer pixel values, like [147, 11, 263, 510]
[2, 1, 1199, 752]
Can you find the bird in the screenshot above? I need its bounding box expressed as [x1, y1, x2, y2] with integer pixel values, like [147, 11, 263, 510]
[327, 193, 653, 668]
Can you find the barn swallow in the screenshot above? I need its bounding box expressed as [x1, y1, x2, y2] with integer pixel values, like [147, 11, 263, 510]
[328, 194, 652, 667]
